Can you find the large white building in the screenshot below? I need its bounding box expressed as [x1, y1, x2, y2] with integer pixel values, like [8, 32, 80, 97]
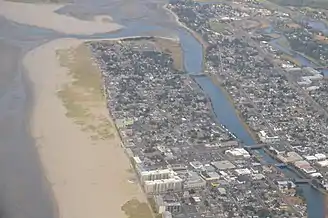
[144, 176, 183, 194]
[225, 148, 251, 159]
[139, 169, 172, 183]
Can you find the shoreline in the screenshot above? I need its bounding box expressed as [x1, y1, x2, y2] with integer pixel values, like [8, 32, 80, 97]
[24, 38, 149, 218]
[0, 0, 123, 35]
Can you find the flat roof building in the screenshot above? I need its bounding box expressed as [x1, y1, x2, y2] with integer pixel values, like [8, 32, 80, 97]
[184, 171, 206, 190]
[144, 176, 183, 194]
[211, 160, 236, 170]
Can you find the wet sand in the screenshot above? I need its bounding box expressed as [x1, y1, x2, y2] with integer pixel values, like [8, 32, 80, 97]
[0, 0, 122, 34]
[0, 38, 59, 218]
[0, 0, 151, 217]
[24, 38, 147, 218]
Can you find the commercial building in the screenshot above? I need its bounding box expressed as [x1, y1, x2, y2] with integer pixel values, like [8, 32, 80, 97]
[144, 176, 183, 194]
[154, 195, 182, 214]
[140, 169, 172, 183]
[200, 171, 221, 182]
[190, 161, 204, 171]
[294, 160, 316, 174]
[258, 130, 279, 143]
[211, 160, 236, 170]
[184, 171, 206, 189]
[225, 148, 251, 159]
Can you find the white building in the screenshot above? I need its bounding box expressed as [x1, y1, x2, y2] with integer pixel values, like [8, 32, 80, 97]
[258, 130, 279, 143]
[189, 161, 204, 171]
[140, 169, 172, 183]
[144, 176, 183, 194]
[225, 148, 251, 159]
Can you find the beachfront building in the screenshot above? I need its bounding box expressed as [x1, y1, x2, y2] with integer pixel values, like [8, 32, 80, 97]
[139, 169, 172, 183]
[144, 176, 183, 194]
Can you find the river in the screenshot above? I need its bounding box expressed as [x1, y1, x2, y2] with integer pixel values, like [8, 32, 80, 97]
[177, 25, 324, 218]
[0, 1, 325, 217]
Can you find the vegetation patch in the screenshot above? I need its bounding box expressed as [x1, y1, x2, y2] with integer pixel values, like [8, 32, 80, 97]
[275, 37, 291, 49]
[121, 199, 153, 218]
[152, 38, 184, 71]
[280, 54, 301, 66]
[56, 44, 114, 140]
[209, 20, 227, 33]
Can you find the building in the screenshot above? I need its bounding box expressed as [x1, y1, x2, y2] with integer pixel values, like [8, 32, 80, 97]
[294, 160, 316, 174]
[190, 161, 204, 171]
[184, 171, 206, 190]
[258, 130, 279, 143]
[144, 176, 183, 194]
[225, 148, 251, 159]
[200, 171, 220, 182]
[211, 160, 236, 170]
[278, 151, 303, 163]
[140, 169, 172, 183]
[154, 195, 181, 214]
[162, 211, 173, 218]
[298, 67, 323, 86]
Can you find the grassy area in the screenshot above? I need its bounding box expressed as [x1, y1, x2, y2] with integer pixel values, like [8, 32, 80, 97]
[152, 38, 184, 71]
[209, 20, 227, 33]
[280, 54, 302, 66]
[56, 44, 114, 140]
[275, 37, 291, 49]
[121, 199, 153, 218]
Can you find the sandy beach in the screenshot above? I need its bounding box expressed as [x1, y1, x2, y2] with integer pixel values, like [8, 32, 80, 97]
[0, 0, 152, 217]
[0, 0, 122, 34]
[24, 38, 148, 218]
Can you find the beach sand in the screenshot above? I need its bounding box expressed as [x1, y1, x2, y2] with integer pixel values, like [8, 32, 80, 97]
[24, 38, 149, 218]
[0, 0, 122, 34]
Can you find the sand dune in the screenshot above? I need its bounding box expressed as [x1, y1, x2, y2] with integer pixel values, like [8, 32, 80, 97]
[0, 0, 122, 34]
[24, 38, 147, 218]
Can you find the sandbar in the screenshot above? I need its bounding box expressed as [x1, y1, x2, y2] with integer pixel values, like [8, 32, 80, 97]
[0, 0, 122, 34]
[24, 38, 147, 218]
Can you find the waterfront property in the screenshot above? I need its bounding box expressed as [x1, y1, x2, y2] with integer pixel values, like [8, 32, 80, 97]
[89, 38, 307, 218]
[166, 0, 328, 217]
